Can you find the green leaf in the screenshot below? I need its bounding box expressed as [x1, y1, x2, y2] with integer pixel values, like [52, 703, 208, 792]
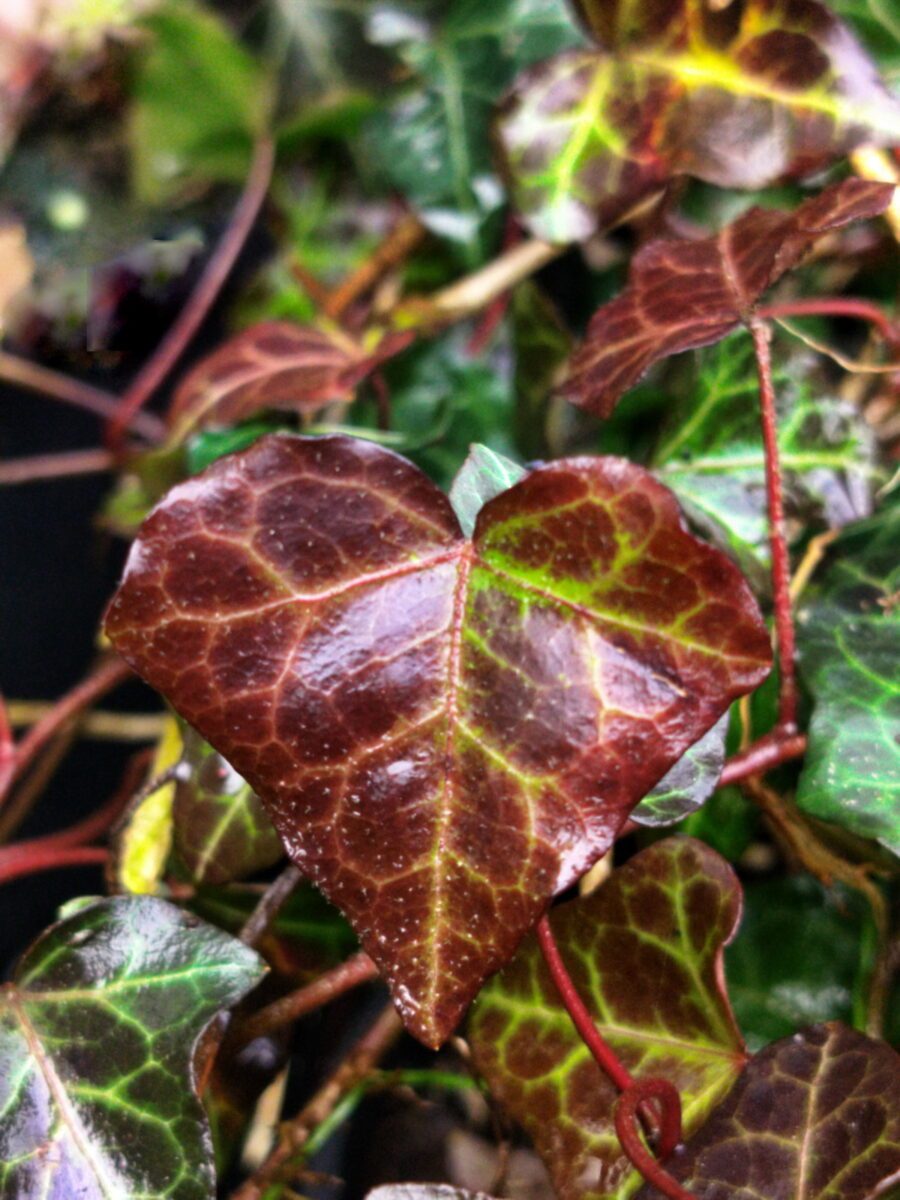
[0, 896, 264, 1198]
[499, 0, 900, 241]
[679, 785, 759, 862]
[654, 333, 879, 593]
[796, 496, 900, 856]
[636, 1023, 900, 1200]
[511, 281, 573, 461]
[631, 713, 728, 828]
[129, 2, 267, 203]
[449, 444, 526, 537]
[173, 728, 283, 886]
[468, 838, 748, 1200]
[726, 876, 868, 1051]
[364, 0, 586, 260]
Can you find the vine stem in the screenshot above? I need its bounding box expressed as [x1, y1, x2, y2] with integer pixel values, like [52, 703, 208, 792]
[239, 862, 302, 948]
[0, 844, 108, 885]
[536, 916, 695, 1200]
[749, 319, 798, 732]
[757, 298, 898, 347]
[0, 658, 133, 817]
[106, 136, 275, 451]
[230, 1003, 402, 1200]
[233, 951, 378, 1046]
[324, 213, 425, 322]
[0, 448, 115, 486]
[0, 351, 165, 442]
[718, 730, 807, 787]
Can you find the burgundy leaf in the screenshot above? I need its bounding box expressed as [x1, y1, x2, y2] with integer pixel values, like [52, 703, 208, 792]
[104, 434, 770, 1047]
[167, 321, 412, 439]
[563, 179, 894, 417]
[637, 1023, 900, 1200]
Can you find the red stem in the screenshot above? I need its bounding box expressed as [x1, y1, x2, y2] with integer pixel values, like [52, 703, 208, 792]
[0, 696, 13, 797]
[0, 351, 165, 442]
[749, 320, 798, 732]
[0, 448, 114, 486]
[536, 915, 695, 1197]
[1, 658, 133, 811]
[0, 844, 108, 886]
[757, 297, 898, 347]
[106, 136, 275, 451]
[719, 729, 807, 787]
[615, 1082, 696, 1200]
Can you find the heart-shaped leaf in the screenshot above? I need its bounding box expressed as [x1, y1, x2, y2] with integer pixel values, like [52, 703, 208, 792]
[0, 896, 264, 1199]
[562, 179, 894, 417]
[104, 433, 770, 1047]
[499, 0, 900, 242]
[796, 496, 900, 856]
[468, 838, 748, 1200]
[636, 1023, 900, 1200]
[173, 727, 283, 885]
[167, 322, 412, 441]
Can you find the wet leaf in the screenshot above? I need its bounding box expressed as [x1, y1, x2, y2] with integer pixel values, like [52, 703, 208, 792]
[636, 1023, 900, 1200]
[365, 0, 585, 260]
[104, 433, 770, 1047]
[726, 876, 868, 1051]
[796, 496, 900, 856]
[631, 712, 728, 828]
[563, 179, 894, 417]
[173, 727, 283, 886]
[168, 322, 412, 442]
[499, 0, 900, 242]
[0, 895, 264, 1199]
[468, 838, 748, 1200]
[448, 444, 526, 537]
[654, 334, 879, 592]
[129, 1, 267, 203]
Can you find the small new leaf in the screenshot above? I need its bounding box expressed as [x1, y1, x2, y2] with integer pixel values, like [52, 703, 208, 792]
[448, 444, 527, 537]
[168, 322, 411, 441]
[0, 896, 264, 1199]
[469, 838, 748, 1200]
[563, 179, 893, 417]
[105, 434, 770, 1047]
[636, 1023, 900, 1200]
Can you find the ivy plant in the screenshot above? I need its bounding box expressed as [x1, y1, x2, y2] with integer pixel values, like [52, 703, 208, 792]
[0, 0, 898, 1198]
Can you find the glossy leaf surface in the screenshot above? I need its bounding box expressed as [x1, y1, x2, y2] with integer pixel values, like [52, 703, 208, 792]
[499, 0, 900, 242]
[168, 322, 410, 441]
[563, 179, 893, 416]
[655, 334, 878, 591]
[797, 497, 900, 855]
[636, 1023, 900, 1200]
[105, 433, 770, 1046]
[469, 838, 747, 1200]
[173, 727, 283, 885]
[631, 712, 728, 827]
[0, 896, 264, 1199]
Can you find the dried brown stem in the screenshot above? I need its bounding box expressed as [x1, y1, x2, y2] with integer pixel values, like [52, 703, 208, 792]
[107, 136, 275, 450]
[239, 862, 302, 947]
[230, 1003, 402, 1200]
[233, 951, 379, 1047]
[325, 214, 426, 322]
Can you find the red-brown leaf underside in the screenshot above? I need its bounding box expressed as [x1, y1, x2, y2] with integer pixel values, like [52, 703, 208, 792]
[167, 322, 411, 438]
[563, 178, 894, 417]
[105, 434, 770, 1045]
